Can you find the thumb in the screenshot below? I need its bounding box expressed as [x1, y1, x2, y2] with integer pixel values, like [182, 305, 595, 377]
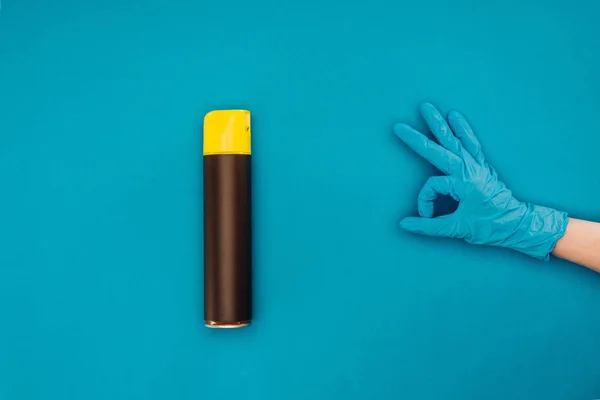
[399, 216, 456, 238]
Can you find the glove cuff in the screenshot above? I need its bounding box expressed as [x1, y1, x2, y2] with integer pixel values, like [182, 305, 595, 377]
[509, 204, 569, 261]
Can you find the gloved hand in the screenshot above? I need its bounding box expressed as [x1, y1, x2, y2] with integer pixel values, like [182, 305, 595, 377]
[394, 103, 568, 260]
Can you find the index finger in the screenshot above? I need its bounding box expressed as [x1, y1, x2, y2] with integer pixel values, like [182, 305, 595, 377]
[394, 123, 460, 175]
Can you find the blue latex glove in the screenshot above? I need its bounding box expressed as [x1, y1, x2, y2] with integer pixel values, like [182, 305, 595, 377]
[394, 103, 568, 260]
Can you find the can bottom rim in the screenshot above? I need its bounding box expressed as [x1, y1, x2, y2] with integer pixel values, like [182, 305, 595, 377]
[205, 320, 251, 329]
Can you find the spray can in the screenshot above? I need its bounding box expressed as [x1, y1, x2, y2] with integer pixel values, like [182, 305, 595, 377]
[203, 110, 252, 328]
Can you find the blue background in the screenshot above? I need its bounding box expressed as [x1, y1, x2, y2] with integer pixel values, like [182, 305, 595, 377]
[1, 0, 600, 399]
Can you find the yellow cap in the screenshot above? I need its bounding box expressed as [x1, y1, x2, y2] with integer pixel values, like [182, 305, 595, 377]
[203, 110, 251, 155]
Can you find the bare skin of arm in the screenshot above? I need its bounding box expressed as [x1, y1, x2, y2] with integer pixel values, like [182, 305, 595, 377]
[552, 218, 600, 273]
